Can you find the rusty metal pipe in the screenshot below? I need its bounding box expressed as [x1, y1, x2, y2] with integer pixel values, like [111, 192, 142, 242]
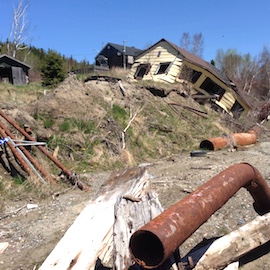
[129, 163, 270, 269]
[200, 126, 261, 151]
[0, 121, 57, 185]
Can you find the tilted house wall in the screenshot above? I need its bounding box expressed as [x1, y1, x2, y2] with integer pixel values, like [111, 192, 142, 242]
[130, 39, 251, 118]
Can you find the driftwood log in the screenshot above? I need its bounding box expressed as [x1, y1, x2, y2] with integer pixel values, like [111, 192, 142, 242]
[194, 212, 270, 270]
[113, 191, 164, 270]
[39, 167, 150, 270]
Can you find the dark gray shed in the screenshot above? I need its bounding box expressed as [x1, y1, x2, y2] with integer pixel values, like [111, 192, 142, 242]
[0, 54, 31, 85]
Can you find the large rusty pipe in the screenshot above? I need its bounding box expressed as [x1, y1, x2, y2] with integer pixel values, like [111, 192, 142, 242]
[129, 163, 270, 269]
[200, 126, 262, 151]
[0, 120, 57, 185]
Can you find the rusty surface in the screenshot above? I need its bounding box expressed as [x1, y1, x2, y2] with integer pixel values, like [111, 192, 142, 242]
[0, 127, 34, 178]
[0, 110, 89, 191]
[0, 121, 57, 185]
[200, 126, 262, 151]
[129, 163, 270, 269]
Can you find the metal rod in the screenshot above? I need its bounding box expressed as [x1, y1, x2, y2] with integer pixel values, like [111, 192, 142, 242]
[0, 110, 89, 191]
[0, 120, 57, 185]
[8, 137, 46, 184]
[129, 163, 270, 269]
[0, 128, 34, 178]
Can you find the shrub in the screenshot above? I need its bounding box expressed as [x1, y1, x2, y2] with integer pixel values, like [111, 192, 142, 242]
[41, 50, 66, 87]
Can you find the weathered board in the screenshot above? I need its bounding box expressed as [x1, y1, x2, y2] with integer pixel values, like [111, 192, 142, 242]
[39, 167, 150, 270]
[194, 212, 270, 270]
[113, 191, 164, 270]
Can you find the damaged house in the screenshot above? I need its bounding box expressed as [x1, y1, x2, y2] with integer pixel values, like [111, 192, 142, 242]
[0, 54, 30, 85]
[130, 38, 251, 118]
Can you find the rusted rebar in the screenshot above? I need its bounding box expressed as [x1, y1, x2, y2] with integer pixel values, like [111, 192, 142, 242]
[0, 110, 90, 191]
[200, 125, 262, 151]
[129, 163, 270, 269]
[0, 121, 57, 185]
[0, 128, 35, 178]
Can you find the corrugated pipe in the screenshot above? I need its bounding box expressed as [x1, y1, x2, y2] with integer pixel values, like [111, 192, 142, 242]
[200, 125, 262, 151]
[129, 163, 270, 269]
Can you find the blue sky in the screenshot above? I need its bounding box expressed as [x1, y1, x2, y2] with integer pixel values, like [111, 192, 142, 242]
[1, 0, 269, 64]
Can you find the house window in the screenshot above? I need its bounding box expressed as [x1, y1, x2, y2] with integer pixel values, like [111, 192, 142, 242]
[200, 77, 225, 100]
[134, 64, 151, 80]
[157, 51, 161, 57]
[179, 66, 202, 83]
[231, 100, 244, 118]
[155, 62, 171, 75]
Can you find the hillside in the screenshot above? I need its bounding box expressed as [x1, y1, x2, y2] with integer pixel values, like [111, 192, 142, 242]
[0, 74, 270, 269]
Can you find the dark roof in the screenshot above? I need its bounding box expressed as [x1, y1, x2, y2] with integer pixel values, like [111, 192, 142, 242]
[0, 54, 31, 69]
[98, 42, 142, 57]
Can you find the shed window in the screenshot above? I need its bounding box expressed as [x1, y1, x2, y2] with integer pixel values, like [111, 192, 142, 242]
[155, 62, 171, 75]
[231, 100, 244, 118]
[200, 78, 225, 100]
[134, 64, 151, 80]
[179, 66, 202, 83]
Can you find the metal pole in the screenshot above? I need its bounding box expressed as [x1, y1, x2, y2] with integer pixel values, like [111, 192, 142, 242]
[123, 40, 126, 70]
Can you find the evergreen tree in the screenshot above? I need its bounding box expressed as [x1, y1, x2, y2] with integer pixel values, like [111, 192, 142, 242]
[41, 50, 66, 87]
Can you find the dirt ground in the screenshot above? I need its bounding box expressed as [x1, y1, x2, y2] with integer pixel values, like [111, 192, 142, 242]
[1, 140, 270, 270]
[0, 76, 269, 269]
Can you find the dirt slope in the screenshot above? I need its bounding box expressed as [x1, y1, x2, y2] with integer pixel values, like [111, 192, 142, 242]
[0, 76, 270, 269]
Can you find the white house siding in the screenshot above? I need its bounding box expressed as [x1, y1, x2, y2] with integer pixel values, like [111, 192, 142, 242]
[130, 41, 183, 83]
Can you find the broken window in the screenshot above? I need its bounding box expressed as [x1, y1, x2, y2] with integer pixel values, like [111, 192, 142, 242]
[179, 66, 202, 83]
[155, 62, 171, 75]
[231, 100, 244, 118]
[134, 64, 151, 80]
[200, 78, 225, 100]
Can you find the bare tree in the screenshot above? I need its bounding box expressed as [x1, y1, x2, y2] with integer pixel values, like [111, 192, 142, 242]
[215, 49, 263, 97]
[259, 46, 270, 97]
[179, 32, 190, 51]
[8, 0, 30, 58]
[180, 32, 204, 57]
[192, 33, 204, 58]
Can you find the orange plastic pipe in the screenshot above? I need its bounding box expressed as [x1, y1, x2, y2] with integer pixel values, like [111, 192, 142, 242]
[200, 126, 261, 151]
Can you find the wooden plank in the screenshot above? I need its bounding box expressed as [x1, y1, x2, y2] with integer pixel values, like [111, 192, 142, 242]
[39, 167, 150, 270]
[193, 212, 270, 270]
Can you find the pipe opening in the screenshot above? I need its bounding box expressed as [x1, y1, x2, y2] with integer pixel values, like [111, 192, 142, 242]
[200, 140, 214, 150]
[129, 230, 164, 268]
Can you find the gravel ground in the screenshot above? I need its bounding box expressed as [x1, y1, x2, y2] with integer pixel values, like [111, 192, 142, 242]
[0, 142, 270, 270]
